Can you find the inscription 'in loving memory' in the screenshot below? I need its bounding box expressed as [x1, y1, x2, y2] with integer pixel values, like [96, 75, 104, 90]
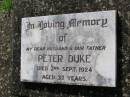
[26, 18, 108, 30]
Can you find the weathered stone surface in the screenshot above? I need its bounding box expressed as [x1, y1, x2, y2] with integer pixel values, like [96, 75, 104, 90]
[21, 10, 116, 87]
[1, 0, 130, 97]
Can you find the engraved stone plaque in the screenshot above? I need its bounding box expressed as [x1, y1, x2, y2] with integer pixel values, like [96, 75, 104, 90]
[21, 10, 116, 87]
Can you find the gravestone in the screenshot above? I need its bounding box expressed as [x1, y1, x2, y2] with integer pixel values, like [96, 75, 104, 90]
[21, 10, 116, 87]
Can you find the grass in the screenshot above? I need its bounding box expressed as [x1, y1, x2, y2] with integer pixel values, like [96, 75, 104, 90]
[0, 0, 12, 14]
